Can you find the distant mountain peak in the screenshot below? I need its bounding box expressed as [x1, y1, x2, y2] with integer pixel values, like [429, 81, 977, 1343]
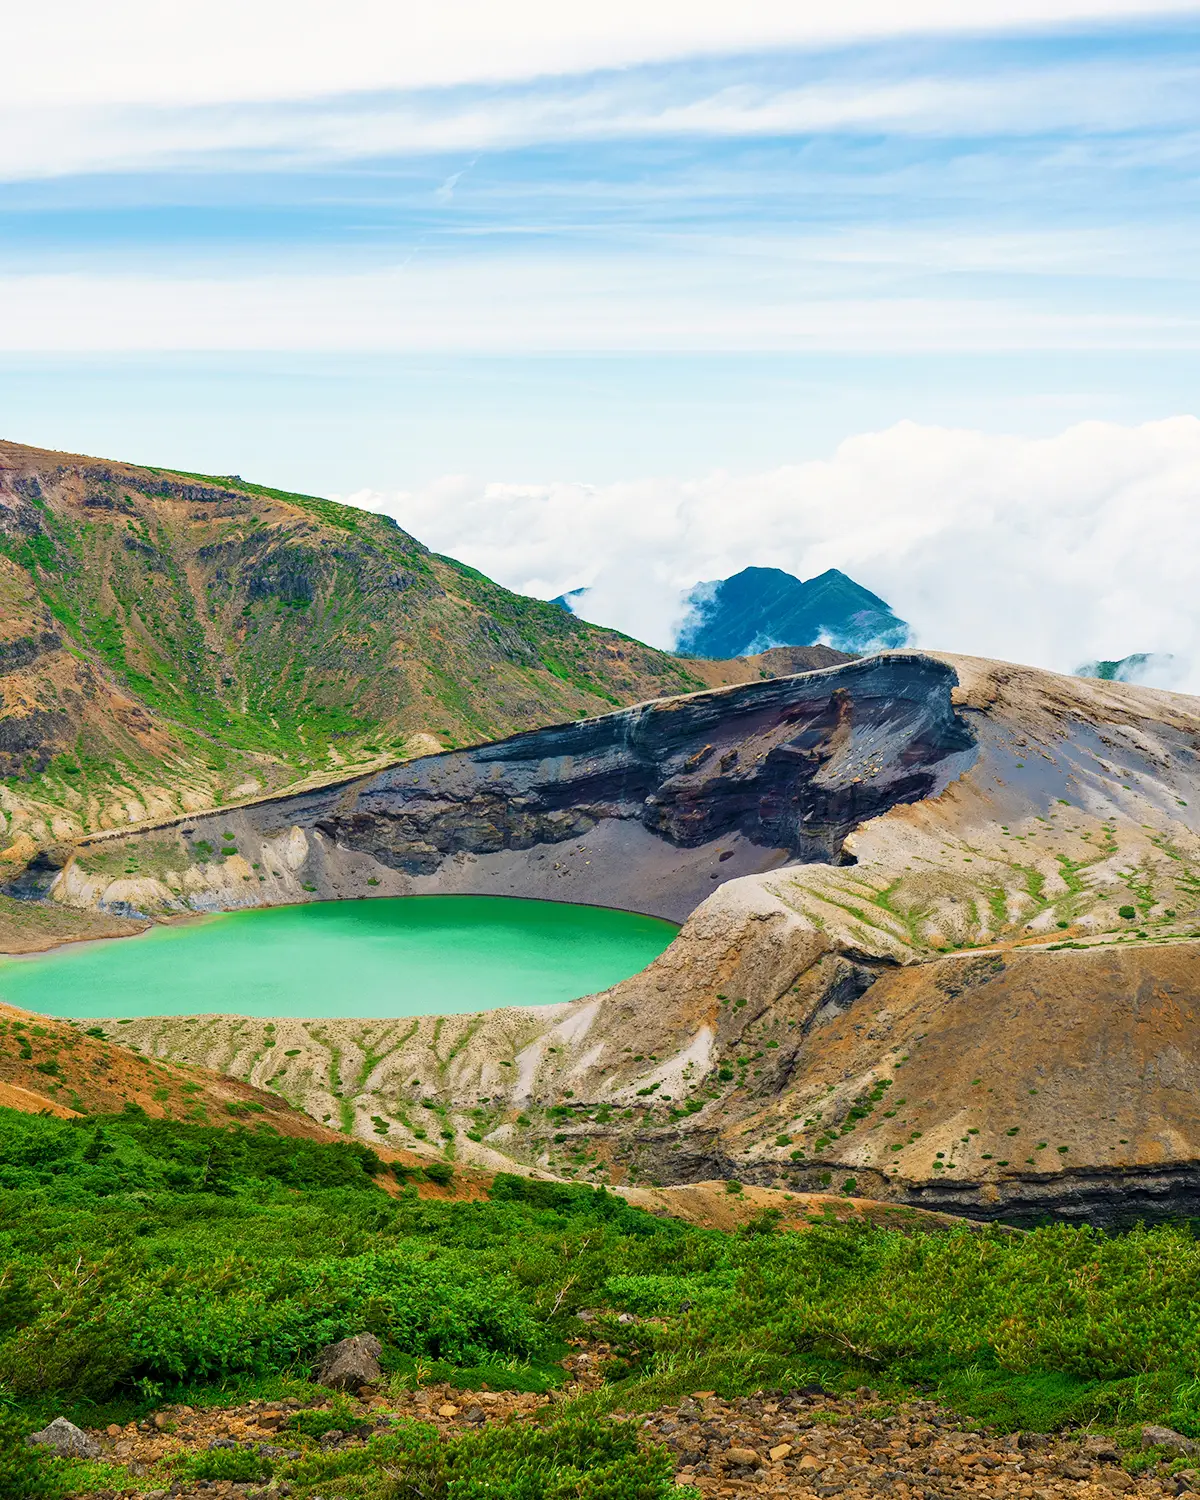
[552, 586, 590, 614]
[676, 564, 908, 659]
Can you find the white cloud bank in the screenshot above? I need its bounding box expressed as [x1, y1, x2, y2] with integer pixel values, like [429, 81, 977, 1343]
[345, 416, 1200, 690]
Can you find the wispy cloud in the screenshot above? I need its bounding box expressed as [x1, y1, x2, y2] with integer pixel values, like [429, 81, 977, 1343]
[3, 38, 1200, 182]
[3, 8, 1198, 443]
[2, 256, 1197, 352]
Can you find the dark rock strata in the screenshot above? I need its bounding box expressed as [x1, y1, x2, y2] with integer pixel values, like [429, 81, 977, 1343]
[169, 652, 975, 921]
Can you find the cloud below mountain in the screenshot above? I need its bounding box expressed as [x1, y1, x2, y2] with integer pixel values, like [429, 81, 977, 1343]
[348, 415, 1200, 690]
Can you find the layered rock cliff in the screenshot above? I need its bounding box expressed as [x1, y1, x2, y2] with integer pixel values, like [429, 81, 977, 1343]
[49, 652, 975, 922]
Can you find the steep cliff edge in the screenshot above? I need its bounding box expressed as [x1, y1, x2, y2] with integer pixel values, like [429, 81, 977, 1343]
[46, 652, 974, 922]
[29, 651, 1200, 1223]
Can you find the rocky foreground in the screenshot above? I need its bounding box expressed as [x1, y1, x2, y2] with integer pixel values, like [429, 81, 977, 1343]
[40, 1370, 1199, 1500]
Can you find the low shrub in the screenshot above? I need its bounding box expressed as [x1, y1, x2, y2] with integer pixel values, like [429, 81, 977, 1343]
[285, 1396, 367, 1438]
[176, 1446, 275, 1483]
[0, 1412, 66, 1500]
[384, 1352, 565, 1394]
[0, 1248, 545, 1400]
[280, 1415, 691, 1499]
[12, 1106, 1200, 1442]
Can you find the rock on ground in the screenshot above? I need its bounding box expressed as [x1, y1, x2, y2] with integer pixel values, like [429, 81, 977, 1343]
[1144, 1427, 1200, 1458]
[314, 1333, 383, 1391]
[25, 1416, 102, 1459]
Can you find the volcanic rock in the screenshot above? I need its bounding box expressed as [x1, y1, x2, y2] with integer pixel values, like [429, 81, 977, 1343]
[314, 1333, 382, 1391]
[1144, 1427, 1200, 1457]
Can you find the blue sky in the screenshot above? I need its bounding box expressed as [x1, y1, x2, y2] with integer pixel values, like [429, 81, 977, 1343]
[4, 9, 1200, 485]
[4, 3, 1200, 677]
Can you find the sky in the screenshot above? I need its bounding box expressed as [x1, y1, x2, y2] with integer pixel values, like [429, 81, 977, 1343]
[5, 2, 1200, 680]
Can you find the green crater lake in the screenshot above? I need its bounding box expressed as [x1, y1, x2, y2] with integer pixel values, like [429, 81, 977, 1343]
[0, 896, 678, 1019]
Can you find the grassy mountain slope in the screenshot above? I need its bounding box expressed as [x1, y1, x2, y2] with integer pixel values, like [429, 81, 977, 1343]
[0, 439, 703, 851]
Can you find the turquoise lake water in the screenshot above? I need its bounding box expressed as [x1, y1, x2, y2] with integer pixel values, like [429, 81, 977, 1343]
[0, 896, 678, 1019]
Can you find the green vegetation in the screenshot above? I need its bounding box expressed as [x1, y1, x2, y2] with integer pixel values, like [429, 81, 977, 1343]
[177, 1411, 682, 1499]
[0, 451, 703, 844]
[9, 1107, 1200, 1495]
[0, 1410, 66, 1499]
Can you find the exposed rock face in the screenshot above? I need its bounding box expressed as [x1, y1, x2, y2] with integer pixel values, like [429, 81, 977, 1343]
[50, 653, 975, 922]
[315, 1333, 383, 1391]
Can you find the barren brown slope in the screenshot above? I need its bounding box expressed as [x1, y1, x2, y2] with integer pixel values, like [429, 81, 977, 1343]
[0, 438, 705, 851]
[570, 939, 1200, 1226]
[683, 643, 854, 687]
[615, 1179, 1011, 1234]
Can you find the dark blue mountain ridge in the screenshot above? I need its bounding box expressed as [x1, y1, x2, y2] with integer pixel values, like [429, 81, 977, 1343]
[676, 565, 909, 659]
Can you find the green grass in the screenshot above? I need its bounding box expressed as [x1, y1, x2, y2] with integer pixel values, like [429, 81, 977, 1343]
[8, 1107, 1200, 1495]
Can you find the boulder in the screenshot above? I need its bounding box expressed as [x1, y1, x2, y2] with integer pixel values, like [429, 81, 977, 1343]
[1143, 1427, 1199, 1457]
[315, 1332, 383, 1391]
[25, 1417, 102, 1460]
[1079, 1435, 1120, 1463]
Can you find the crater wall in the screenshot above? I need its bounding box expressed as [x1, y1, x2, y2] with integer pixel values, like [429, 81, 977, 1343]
[49, 652, 976, 922]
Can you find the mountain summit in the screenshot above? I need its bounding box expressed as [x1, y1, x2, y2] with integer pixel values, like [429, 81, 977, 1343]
[676, 565, 908, 658]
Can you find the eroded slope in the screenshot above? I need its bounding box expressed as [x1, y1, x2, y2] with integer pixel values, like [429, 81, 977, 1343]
[46, 652, 972, 922]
